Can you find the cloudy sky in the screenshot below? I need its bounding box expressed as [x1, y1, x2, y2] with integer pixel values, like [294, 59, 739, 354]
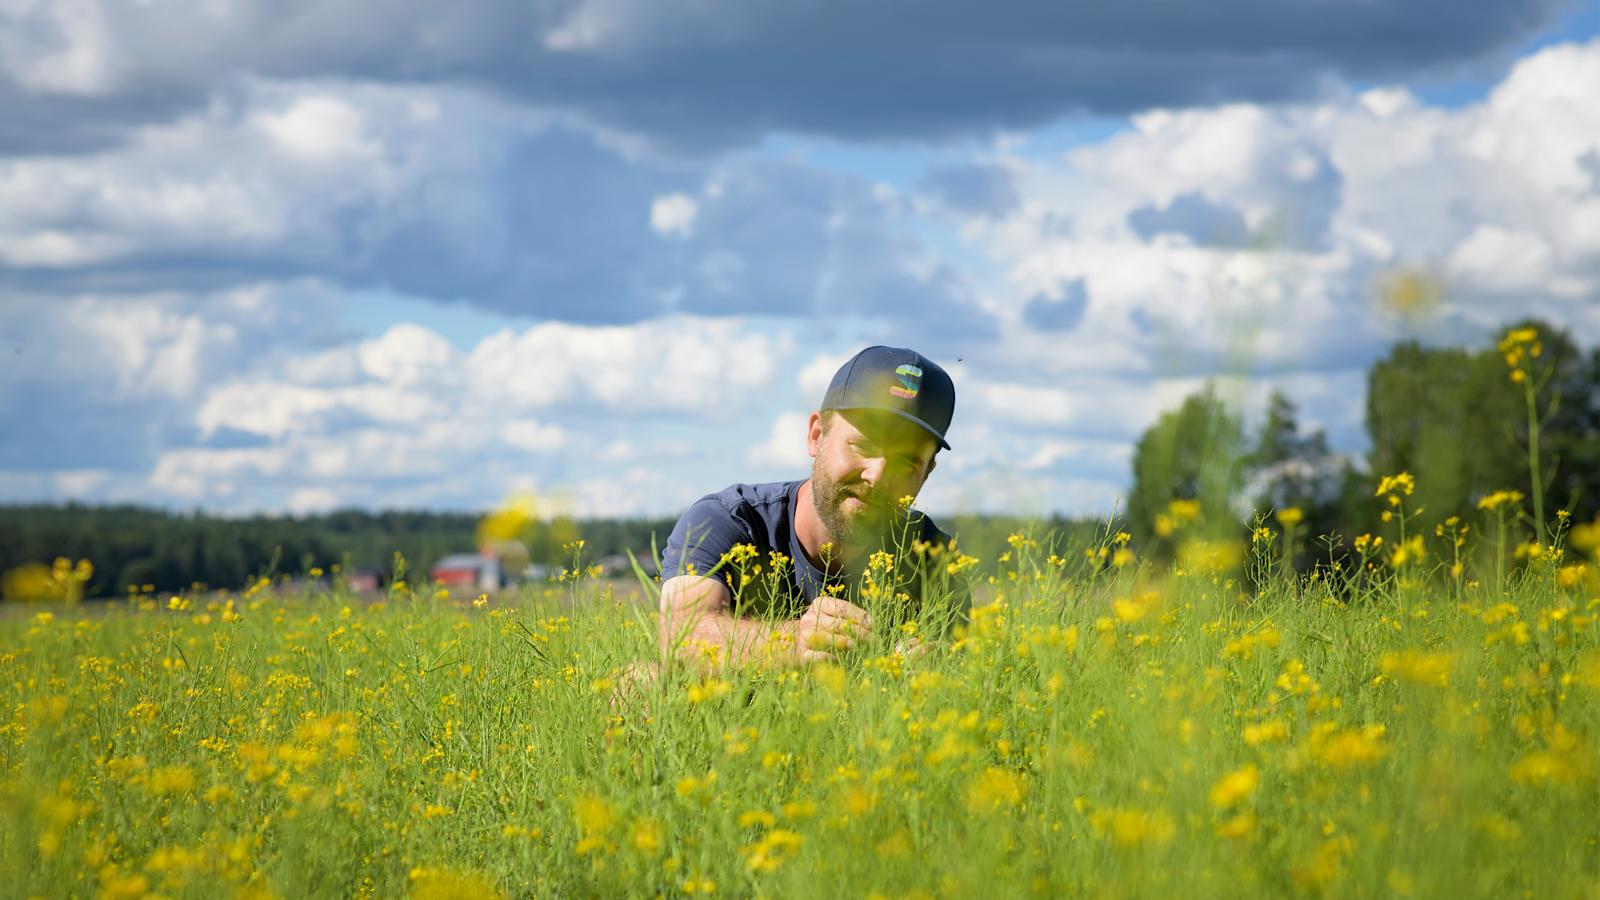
[3, 0, 1599, 520]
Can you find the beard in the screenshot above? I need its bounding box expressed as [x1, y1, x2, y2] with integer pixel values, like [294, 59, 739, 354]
[811, 462, 893, 551]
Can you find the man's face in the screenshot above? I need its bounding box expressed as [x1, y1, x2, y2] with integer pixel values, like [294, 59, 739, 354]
[807, 408, 939, 550]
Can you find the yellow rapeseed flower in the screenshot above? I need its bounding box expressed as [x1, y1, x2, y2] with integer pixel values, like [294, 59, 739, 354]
[1243, 719, 1290, 746]
[1477, 490, 1525, 512]
[1216, 811, 1257, 840]
[1089, 807, 1176, 849]
[680, 876, 718, 895]
[1497, 326, 1542, 383]
[573, 794, 616, 853]
[1508, 724, 1590, 787]
[1379, 650, 1455, 687]
[944, 553, 979, 575]
[967, 767, 1027, 812]
[1292, 836, 1355, 892]
[411, 867, 508, 900]
[1222, 626, 1281, 660]
[1178, 539, 1244, 575]
[687, 679, 732, 704]
[1388, 535, 1425, 568]
[742, 829, 803, 873]
[631, 816, 664, 855]
[1208, 764, 1259, 809]
[676, 770, 718, 799]
[1375, 472, 1415, 499]
[1555, 563, 1589, 589]
[1112, 592, 1158, 625]
[1310, 724, 1389, 770]
[1168, 499, 1202, 522]
[145, 765, 195, 796]
[737, 809, 777, 829]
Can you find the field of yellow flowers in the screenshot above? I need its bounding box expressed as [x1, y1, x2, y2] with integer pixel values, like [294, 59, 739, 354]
[3, 496, 1598, 899]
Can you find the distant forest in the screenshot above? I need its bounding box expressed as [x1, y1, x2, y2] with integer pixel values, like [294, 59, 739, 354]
[4, 318, 1595, 599]
[0, 503, 1089, 599]
[0, 506, 665, 598]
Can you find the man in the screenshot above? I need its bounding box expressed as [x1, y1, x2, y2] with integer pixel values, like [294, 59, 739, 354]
[656, 345, 967, 672]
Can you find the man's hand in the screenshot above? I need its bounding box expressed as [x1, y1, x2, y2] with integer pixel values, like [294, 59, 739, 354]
[790, 596, 874, 664]
[893, 636, 934, 661]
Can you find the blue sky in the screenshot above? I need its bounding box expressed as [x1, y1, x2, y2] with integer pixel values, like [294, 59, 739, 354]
[2, 0, 1598, 519]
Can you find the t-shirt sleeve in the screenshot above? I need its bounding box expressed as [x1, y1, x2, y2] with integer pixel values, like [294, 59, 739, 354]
[934, 518, 972, 637]
[943, 571, 974, 640]
[660, 497, 751, 591]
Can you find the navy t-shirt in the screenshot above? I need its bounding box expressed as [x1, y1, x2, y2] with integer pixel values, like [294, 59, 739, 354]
[660, 479, 969, 632]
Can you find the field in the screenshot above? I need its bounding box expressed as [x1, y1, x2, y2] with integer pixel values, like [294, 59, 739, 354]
[2, 504, 1598, 900]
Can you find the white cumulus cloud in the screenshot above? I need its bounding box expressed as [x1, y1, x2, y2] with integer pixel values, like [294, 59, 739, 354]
[746, 411, 813, 471]
[649, 192, 698, 237]
[467, 317, 789, 414]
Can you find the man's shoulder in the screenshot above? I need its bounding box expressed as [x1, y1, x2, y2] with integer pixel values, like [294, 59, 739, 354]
[908, 507, 956, 548]
[692, 480, 802, 516]
[662, 480, 801, 578]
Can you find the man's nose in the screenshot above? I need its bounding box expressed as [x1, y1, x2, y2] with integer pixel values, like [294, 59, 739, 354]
[859, 455, 887, 487]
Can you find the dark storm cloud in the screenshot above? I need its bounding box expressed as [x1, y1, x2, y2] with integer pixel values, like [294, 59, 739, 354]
[368, 127, 685, 323]
[0, 0, 1562, 153]
[0, 88, 196, 155]
[0, 89, 994, 332]
[651, 159, 996, 342]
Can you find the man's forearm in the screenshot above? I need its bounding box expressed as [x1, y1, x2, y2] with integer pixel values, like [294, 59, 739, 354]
[660, 605, 795, 672]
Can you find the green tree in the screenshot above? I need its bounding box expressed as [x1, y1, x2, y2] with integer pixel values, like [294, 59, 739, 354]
[1363, 318, 1590, 535]
[1127, 383, 1246, 543]
[1555, 346, 1600, 522]
[1241, 390, 1353, 566]
[1364, 340, 1479, 530]
[1498, 322, 1596, 524]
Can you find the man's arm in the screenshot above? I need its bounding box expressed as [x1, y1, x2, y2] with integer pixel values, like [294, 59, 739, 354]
[658, 575, 873, 673]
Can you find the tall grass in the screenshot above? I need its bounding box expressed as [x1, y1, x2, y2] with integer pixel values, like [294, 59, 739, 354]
[2, 511, 1596, 898]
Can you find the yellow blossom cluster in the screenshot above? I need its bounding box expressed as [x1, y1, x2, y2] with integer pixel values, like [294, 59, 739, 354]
[1497, 326, 1542, 384]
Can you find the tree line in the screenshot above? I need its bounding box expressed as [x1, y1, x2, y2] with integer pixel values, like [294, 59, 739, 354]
[0, 506, 757, 599]
[0, 507, 489, 599]
[0, 500, 1096, 600]
[1125, 317, 1600, 570]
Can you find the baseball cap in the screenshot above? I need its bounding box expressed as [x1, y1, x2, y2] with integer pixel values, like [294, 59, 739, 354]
[821, 346, 956, 451]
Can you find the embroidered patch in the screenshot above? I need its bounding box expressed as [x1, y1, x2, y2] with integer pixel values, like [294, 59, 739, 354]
[890, 363, 922, 399]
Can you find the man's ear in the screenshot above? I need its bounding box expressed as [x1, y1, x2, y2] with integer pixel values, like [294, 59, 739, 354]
[806, 411, 825, 458]
[924, 453, 938, 478]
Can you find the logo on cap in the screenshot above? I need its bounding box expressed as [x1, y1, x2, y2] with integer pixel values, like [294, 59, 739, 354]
[890, 364, 922, 399]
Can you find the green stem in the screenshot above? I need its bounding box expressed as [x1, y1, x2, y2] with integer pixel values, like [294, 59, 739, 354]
[1495, 511, 1506, 596]
[1451, 527, 1463, 604]
[1281, 524, 1295, 585]
[1523, 378, 1545, 545]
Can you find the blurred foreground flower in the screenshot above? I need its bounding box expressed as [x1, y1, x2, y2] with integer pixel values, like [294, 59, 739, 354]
[1209, 764, 1259, 809]
[1089, 807, 1176, 849]
[409, 866, 507, 900]
[2, 557, 93, 603]
[1376, 268, 1442, 320]
[1179, 539, 1243, 575]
